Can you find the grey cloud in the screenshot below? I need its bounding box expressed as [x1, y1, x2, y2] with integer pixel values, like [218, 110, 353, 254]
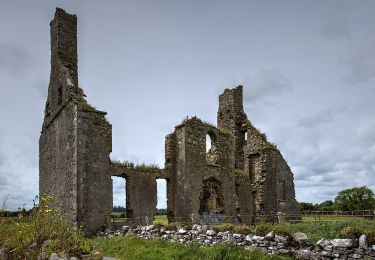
[156, 179, 167, 209]
[112, 176, 125, 207]
[0, 168, 38, 210]
[298, 109, 334, 128]
[243, 69, 292, 105]
[293, 159, 333, 182]
[0, 41, 34, 76]
[0, 132, 39, 210]
[344, 37, 375, 84]
[0, 153, 5, 169]
[0, 132, 5, 167]
[283, 104, 375, 203]
[321, 18, 350, 39]
[32, 77, 49, 98]
[0, 177, 8, 189]
[296, 185, 339, 203]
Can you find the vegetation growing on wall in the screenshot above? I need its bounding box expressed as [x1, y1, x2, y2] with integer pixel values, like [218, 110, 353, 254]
[112, 160, 162, 173]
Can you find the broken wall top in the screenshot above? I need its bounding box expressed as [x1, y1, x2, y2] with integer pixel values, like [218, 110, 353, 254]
[43, 8, 107, 131]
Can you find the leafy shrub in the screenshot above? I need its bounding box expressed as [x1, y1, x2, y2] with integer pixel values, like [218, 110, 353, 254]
[0, 195, 91, 259]
[233, 224, 252, 234]
[164, 222, 180, 230]
[211, 223, 234, 232]
[255, 223, 272, 236]
[273, 224, 291, 236]
[339, 226, 363, 239]
[365, 229, 375, 246]
[153, 220, 166, 228]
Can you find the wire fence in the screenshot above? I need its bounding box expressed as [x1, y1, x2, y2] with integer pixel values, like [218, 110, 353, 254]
[300, 210, 375, 222]
[110, 210, 375, 228]
[302, 210, 375, 216]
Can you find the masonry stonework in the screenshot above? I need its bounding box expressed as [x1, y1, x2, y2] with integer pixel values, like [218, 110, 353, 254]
[39, 8, 112, 234]
[40, 8, 300, 233]
[246, 126, 300, 219]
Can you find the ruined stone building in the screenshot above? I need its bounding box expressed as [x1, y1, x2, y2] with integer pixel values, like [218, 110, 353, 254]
[40, 8, 300, 234]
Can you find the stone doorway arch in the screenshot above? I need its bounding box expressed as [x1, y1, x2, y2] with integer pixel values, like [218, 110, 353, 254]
[199, 177, 224, 215]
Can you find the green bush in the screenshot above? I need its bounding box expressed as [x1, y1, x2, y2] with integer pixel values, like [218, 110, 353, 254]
[233, 224, 252, 234]
[273, 224, 291, 237]
[365, 230, 375, 246]
[255, 223, 272, 236]
[288, 219, 375, 242]
[164, 222, 180, 230]
[0, 195, 91, 259]
[339, 226, 363, 239]
[211, 223, 235, 232]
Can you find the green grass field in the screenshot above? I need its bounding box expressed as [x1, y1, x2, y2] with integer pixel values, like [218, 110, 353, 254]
[111, 212, 125, 217]
[2, 209, 374, 259]
[154, 214, 168, 225]
[91, 236, 287, 260]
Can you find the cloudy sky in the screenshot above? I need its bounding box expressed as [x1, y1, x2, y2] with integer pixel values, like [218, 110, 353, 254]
[1, 0, 375, 210]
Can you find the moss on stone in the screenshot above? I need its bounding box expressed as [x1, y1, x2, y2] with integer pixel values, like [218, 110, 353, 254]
[112, 160, 162, 173]
[218, 127, 231, 136]
[234, 169, 247, 177]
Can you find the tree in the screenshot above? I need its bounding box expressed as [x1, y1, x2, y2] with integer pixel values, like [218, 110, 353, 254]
[316, 200, 334, 211]
[334, 186, 375, 211]
[299, 202, 316, 211]
[113, 206, 126, 212]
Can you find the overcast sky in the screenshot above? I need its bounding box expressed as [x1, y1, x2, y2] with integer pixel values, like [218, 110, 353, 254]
[1, 0, 375, 210]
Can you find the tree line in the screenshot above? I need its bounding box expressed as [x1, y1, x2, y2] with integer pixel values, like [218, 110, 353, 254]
[2, 187, 374, 217]
[299, 186, 375, 212]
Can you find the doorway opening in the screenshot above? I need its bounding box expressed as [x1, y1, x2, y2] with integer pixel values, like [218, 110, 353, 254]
[155, 179, 167, 224]
[111, 176, 126, 219]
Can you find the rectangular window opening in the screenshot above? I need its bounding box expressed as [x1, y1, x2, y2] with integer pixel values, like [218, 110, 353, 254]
[57, 86, 62, 105]
[278, 180, 286, 201]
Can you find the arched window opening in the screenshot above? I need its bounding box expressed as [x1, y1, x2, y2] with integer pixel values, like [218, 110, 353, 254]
[206, 134, 212, 153]
[244, 132, 248, 141]
[206, 132, 219, 165]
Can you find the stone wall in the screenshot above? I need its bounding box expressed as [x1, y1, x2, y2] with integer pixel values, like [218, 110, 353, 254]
[165, 117, 238, 224]
[39, 8, 112, 234]
[245, 126, 300, 218]
[40, 8, 80, 224]
[39, 8, 300, 233]
[235, 176, 253, 224]
[40, 102, 77, 222]
[217, 86, 248, 170]
[111, 164, 158, 226]
[100, 225, 375, 259]
[75, 108, 113, 233]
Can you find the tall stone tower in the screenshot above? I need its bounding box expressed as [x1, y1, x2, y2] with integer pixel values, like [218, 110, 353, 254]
[217, 85, 249, 170]
[39, 8, 113, 234]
